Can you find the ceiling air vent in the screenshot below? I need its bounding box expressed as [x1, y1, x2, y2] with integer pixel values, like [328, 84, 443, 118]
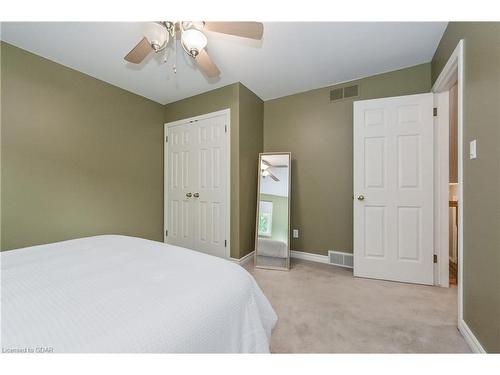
[343, 84, 359, 98]
[330, 84, 360, 102]
[330, 87, 344, 101]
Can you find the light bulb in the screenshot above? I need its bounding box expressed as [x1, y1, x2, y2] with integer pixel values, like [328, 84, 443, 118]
[181, 29, 208, 57]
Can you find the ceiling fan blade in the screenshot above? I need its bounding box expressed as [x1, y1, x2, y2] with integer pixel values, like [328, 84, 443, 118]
[195, 49, 221, 78]
[262, 159, 273, 168]
[204, 22, 263, 40]
[268, 171, 280, 182]
[124, 37, 154, 64]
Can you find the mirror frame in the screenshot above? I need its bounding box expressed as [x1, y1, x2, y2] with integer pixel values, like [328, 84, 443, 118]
[254, 152, 292, 271]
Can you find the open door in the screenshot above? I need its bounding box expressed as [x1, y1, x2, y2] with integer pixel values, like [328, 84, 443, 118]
[353, 93, 434, 285]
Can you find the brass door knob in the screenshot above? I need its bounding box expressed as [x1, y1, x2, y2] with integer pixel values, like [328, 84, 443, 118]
[193, 192, 200, 198]
[357, 195, 365, 201]
[186, 192, 192, 198]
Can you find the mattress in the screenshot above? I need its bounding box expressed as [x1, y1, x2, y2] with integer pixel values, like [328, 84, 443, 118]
[1, 235, 277, 353]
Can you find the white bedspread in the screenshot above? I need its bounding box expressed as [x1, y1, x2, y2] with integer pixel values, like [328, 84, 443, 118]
[1, 235, 277, 353]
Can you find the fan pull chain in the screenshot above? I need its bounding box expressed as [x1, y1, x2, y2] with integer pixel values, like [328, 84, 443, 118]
[162, 25, 168, 64]
[173, 31, 177, 74]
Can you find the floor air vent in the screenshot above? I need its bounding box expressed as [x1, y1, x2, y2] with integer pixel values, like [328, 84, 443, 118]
[328, 250, 354, 269]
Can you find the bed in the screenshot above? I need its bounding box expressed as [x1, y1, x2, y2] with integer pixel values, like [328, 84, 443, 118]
[257, 238, 288, 258]
[1, 235, 277, 353]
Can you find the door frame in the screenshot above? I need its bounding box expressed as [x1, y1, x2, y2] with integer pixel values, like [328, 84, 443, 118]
[433, 91, 449, 287]
[163, 108, 231, 259]
[431, 40, 464, 323]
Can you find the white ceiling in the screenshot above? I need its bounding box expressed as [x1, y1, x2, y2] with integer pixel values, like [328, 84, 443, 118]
[1, 22, 447, 105]
[262, 154, 289, 167]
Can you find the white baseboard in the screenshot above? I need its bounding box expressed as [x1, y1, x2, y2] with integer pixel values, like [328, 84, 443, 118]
[234, 250, 331, 265]
[234, 250, 331, 266]
[458, 319, 486, 353]
[230, 251, 254, 265]
[290, 250, 330, 264]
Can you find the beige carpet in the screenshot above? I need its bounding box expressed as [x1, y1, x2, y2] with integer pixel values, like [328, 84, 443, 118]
[245, 259, 470, 353]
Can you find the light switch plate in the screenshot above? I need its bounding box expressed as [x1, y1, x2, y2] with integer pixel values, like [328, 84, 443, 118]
[293, 229, 299, 238]
[470, 139, 477, 159]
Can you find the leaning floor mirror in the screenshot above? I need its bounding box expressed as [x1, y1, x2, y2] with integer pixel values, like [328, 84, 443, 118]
[254, 152, 291, 270]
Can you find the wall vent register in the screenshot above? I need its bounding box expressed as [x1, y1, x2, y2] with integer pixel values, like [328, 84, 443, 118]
[330, 84, 360, 102]
[328, 250, 354, 268]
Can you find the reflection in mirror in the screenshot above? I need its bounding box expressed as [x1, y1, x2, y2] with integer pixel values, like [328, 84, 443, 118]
[254, 153, 291, 270]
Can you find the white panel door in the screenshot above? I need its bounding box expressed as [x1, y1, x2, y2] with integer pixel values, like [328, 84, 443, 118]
[166, 123, 196, 249]
[353, 93, 434, 285]
[193, 115, 228, 258]
[165, 112, 228, 259]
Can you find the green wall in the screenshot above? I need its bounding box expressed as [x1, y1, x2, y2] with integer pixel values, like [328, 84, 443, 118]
[0, 43, 264, 259]
[1, 42, 165, 250]
[263, 63, 432, 256]
[260, 193, 288, 243]
[0, 38, 3, 250]
[238, 84, 264, 257]
[164, 83, 263, 258]
[432, 22, 500, 353]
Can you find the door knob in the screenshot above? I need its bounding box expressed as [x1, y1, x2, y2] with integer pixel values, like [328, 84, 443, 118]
[357, 195, 365, 201]
[186, 192, 192, 198]
[193, 192, 200, 198]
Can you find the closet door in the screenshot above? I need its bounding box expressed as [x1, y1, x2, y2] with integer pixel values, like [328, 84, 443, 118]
[193, 115, 228, 258]
[166, 123, 196, 249]
[165, 111, 229, 259]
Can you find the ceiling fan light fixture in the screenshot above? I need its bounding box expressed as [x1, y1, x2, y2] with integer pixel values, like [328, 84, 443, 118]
[181, 29, 208, 58]
[125, 21, 262, 77]
[148, 22, 169, 50]
[182, 21, 205, 30]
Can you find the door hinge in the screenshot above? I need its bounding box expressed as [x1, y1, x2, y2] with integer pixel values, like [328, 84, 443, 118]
[224, 240, 227, 247]
[224, 125, 227, 133]
[433, 254, 438, 263]
[165, 135, 168, 143]
[433, 107, 438, 117]
[165, 229, 168, 237]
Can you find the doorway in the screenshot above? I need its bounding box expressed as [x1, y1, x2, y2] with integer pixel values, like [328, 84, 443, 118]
[431, 40, 473, 349]
[448, 83, 459, 286]
[353, 41, 464, 293]
[163, 109, 231, 259]
[434, 82, 459, 287]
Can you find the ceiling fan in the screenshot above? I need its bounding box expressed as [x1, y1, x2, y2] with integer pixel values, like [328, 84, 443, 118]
[124, 21, 264, 78]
